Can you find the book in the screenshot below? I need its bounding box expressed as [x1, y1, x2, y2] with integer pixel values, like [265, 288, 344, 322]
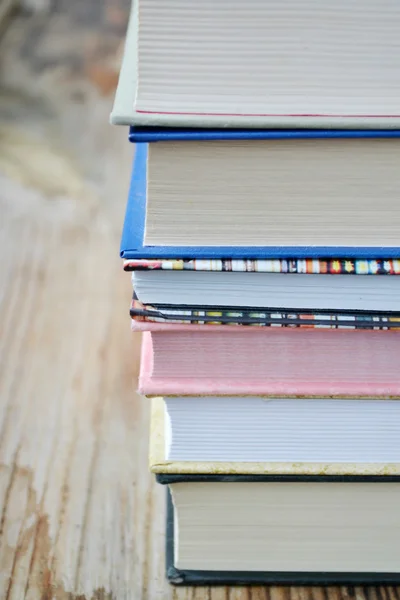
[151, 396, 400, 469]
[111, 0, 400, 129]
[130, 296, 400, 329]
[151, 390, 400, 583]
[130, 269, 400, 311]
[128, 127, 400, 144]
[124, 257, 400, 275]
[153, 390, 400, 581]
[162, 479, 400, 585]
[138, 327, 400, 397]
[120, 139, 400, 258]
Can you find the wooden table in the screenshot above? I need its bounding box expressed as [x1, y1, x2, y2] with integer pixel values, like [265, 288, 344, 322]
[0, 4, 397, 599]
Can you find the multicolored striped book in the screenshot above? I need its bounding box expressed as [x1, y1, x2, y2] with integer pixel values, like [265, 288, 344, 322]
[128, 258, 400, 327]
[124, 257, 400, 275]
[130, 297, 400, 330]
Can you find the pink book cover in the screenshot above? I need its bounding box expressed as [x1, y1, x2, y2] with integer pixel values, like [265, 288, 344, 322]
[138, 327, 400, 397]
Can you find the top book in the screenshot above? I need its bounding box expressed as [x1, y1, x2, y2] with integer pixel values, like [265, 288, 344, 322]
[111, 0, 400, 129]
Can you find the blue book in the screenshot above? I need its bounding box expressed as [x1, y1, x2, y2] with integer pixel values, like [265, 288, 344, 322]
[120, 131, 400, 260]
[129, 127, 400, 143]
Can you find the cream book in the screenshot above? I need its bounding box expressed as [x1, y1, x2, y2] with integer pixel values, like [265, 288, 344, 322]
[149, 397, 400, 476]
[111, 0, 400, 128]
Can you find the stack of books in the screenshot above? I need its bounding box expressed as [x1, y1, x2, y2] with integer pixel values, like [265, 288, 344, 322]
[112, 0, 400, 586]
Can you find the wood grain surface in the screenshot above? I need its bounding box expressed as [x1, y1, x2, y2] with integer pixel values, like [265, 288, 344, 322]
[0, 3, 399, 599]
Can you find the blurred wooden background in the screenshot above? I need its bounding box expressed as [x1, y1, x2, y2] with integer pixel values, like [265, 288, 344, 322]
[0, 2, 398, 599]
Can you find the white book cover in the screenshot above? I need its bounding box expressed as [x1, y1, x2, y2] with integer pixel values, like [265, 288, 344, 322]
[111, 0, 400, 129]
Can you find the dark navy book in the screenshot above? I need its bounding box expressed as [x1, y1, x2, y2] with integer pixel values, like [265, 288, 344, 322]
[160, 475, 400, 586]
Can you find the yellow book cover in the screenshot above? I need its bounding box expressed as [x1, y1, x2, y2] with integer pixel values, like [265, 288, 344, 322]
[149, 397, 400, 476]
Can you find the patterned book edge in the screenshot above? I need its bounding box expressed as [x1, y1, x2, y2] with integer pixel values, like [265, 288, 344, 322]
[130, 297, 400, 330]
[124, 258, 400, 275]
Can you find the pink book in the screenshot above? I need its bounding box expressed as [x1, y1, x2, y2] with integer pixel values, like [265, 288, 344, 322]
[138, 326, 400, 397]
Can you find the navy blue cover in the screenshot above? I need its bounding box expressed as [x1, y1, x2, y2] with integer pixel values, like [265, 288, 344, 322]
[129, 126, 400, 143]
[120, 141, 400, 260]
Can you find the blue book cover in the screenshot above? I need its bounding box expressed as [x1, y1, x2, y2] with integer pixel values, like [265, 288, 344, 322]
[129, 126, 400, 143]
[120, 134, 400, 260]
